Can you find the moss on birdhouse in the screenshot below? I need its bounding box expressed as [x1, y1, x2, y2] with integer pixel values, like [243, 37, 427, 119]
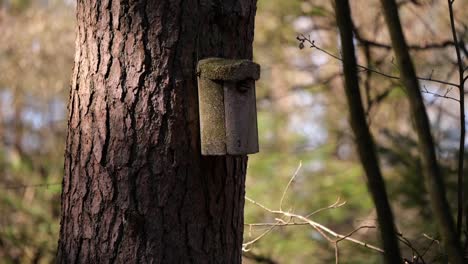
[197, 58, 260, 81]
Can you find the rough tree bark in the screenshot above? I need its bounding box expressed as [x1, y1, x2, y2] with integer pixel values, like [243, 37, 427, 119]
[334, 1, 402, 263]
[57, 0, 257, 263]
[379, 0, 464, 263]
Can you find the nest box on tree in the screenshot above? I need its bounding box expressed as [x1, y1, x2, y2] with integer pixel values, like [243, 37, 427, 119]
[197, 58, 260, 155]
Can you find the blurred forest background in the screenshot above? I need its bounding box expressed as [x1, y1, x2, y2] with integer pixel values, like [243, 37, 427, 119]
[0, 0, 467, 263]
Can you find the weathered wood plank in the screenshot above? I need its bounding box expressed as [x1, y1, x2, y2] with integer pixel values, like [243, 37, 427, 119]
[224, 80, 259, 155]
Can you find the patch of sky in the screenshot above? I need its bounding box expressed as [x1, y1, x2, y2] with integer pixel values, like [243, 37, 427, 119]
[0, 89, 14, 120]
[287, 90, 327, 148]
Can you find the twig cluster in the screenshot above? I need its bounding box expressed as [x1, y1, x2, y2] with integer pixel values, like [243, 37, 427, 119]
[243, 164, 381, 264]
[243, 164, 440, 263]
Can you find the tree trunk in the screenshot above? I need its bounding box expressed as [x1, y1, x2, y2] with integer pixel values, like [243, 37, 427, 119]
[334, 1, 402, 263]
[379, 0, 464, 263]
[57, 1, 257, 263]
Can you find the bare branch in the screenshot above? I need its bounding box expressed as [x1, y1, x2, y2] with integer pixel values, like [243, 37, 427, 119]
[396, 233, 424, 263]
[421, 87, 460, 102]
[244, 196, 384, 254]
[297, 34, 459, 88]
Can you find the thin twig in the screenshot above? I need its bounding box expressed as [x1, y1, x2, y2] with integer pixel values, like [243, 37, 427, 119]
[242, 251, 278, 264]
[243, 220, 282, 252]
[421, 86, 459, 102]
[335, 243, 339, 264]
[0, 182, 61, 190]
[279, 162, 302, 211]
[297, 34, 459, 88]
[333, 225, 377, 264]
[397, 233, 425, 263]
[306, 197, 346, 218]
[423, 233, 440, 245]
[335, 225, 376, 244]
[245, 222, 309, 227]
[421, 237, 436, 259]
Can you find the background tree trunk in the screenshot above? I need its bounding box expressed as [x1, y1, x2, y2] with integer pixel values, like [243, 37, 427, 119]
[334, 1, 402, 263]
[57, 0, 257, 263]
[379, 0, 464, 262]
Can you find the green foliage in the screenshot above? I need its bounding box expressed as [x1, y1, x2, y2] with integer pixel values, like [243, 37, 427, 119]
[0, 2, 72, 263]
[3, 0, 31, 13]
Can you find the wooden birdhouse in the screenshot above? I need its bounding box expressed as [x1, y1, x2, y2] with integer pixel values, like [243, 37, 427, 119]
[197, 58, 260, 155]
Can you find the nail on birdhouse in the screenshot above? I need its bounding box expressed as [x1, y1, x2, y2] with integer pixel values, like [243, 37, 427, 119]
[197, 58, 260, 155]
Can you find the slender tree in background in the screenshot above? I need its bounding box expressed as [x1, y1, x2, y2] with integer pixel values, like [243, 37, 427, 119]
[447, 0, 466, 239]
[379, 0, 464, 262]
[334, 1, 402, 263]
[57, 0, 257, 263]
